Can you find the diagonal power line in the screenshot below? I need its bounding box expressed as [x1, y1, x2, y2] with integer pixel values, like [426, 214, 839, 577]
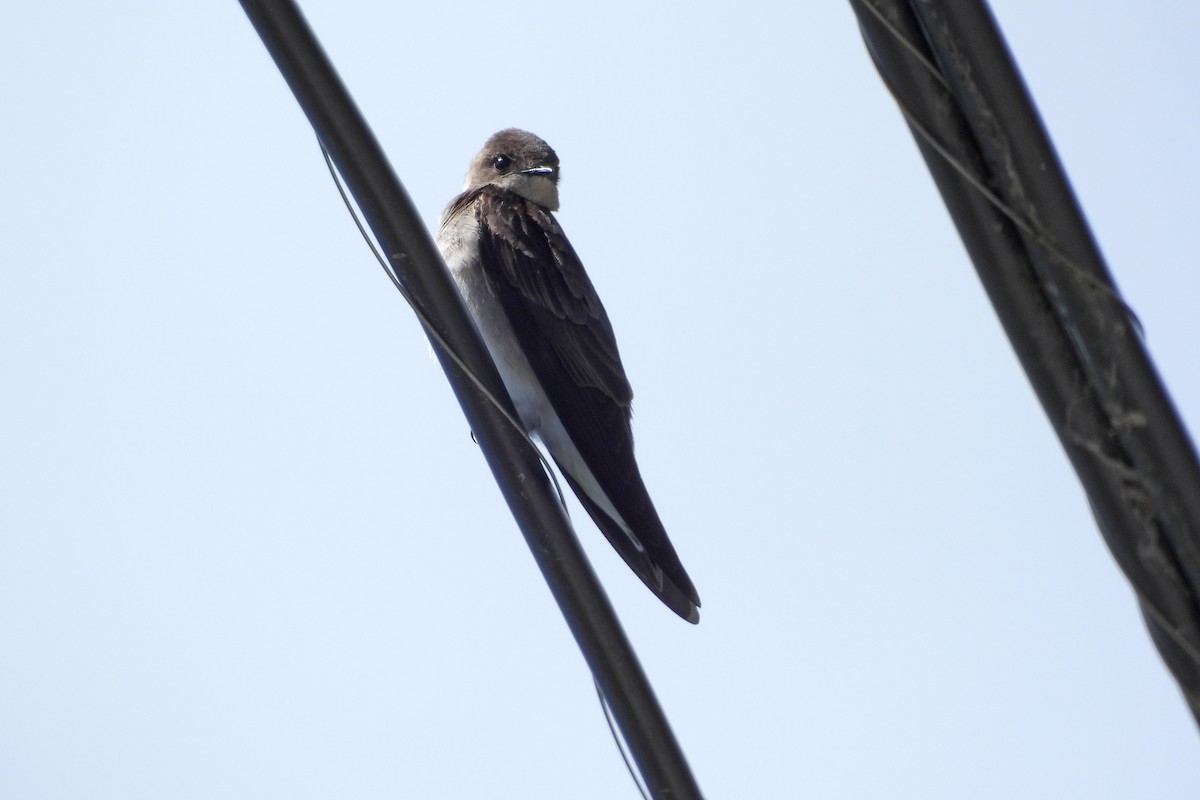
[238, 1, 704, 796]
[851, 0, 1200, 723]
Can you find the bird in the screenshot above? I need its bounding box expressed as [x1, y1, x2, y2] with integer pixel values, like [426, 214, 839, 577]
[436, 129, 700, 623]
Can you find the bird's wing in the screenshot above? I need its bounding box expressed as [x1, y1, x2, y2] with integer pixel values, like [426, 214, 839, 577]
[475, 187, 633, 408]
[472, 186, 699, 620]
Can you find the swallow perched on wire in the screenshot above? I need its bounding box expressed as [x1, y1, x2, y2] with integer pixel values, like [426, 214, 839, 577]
[436, 129, 700, 622]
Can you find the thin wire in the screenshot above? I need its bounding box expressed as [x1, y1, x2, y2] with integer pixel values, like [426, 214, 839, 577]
[318, 142, 570, 511]
[595, 678, 651, 800]
[857, 0, 950, 92]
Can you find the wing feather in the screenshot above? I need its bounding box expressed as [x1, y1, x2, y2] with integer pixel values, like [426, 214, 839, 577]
[468, 186, 699, 617]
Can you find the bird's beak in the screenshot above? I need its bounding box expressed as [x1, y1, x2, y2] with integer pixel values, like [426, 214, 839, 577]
[521, 166, 555, 175]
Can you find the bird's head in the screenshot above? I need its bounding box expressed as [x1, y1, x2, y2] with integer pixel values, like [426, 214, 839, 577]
[462, 128, 561, 211]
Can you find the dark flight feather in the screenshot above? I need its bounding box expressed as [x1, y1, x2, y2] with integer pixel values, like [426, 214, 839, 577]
[468, 185, 700, 620]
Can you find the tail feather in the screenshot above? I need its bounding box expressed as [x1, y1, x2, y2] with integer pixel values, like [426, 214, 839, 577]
[555, 466, 700, 623]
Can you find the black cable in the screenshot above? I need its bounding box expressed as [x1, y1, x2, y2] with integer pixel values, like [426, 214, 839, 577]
[851, 0, 1200, 722]
[238, 0, 704, 794]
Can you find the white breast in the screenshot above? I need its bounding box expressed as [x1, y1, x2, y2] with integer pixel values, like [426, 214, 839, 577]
[436, 209, 552, 434]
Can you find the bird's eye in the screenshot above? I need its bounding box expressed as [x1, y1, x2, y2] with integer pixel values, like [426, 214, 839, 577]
[492, 154, 511, 172]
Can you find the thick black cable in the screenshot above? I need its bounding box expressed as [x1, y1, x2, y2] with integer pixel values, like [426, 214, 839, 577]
[238, 1, 703, 794]
[851, 0, 1200, 722]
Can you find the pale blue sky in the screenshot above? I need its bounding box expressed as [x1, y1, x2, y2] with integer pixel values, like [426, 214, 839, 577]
[2, 2, 1198, 797]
